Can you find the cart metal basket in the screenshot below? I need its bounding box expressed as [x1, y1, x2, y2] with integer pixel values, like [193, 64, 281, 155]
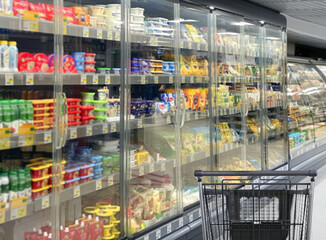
[194, 170, 317, 240]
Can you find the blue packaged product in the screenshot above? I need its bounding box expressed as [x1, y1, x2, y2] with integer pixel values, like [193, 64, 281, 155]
[155, 102, 169, 115]
[65, 153, 75, 161]
[71, 52, 85, 61]
[93, 174, 103, 180]
[93, 162, 103, 170]
[76, 147, 92, 155]
[76, 154, 88, 162]
[87, 154, 103, 163]
[65, 147, 76, 154]
[94, 168, 103, 177]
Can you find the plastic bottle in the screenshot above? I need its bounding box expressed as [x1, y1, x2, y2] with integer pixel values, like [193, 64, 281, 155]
[8, 41, 18, 72]
[2, 101, 11, 130]
[18, 99, 27, 127]
[9, 100, 19, 134]
[24, 168, 31, 199]
[1, 171, 9, 205]
[9, 171, 18, 201]
[17, 169, 25, 198]
[0, 41, 9, 71]
[26, 100, 34, 125]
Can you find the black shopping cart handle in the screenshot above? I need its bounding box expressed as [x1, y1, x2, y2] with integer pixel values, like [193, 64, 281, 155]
[194, 170, 317, 177]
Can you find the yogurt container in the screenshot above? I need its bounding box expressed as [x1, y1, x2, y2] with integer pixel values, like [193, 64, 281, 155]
[81, 116, 95, 125]
[94, 116, 107, 123]
[71, 52, 85, 62]
[112, 68, 121, 74]
[32, 175, 49, 190]
[94, 108, 108, 117]
[77, 147, 92, 155]
[27, 163, 50, 179]
[88, 154, 103, 163]
[85, 61, 96, 69]
[97, 22, 107, 29]
[79, 163, 94, 177]
[93, 162, 103, 170]
[32, 186, 49, 199]
[93, 100, 108, 109]
[67, 98, 81, 106]
[80, 174, 94, 184]
[65, 166, 80, 181]
[131, 15, 145, 24]
[94, 168, 103, 177]
[85, 53, 96, 61]
[131, 8, 144, 16]
[106, 4, 121, 12]
[81, 100, 94, 106]
[97, 67, 111, 74]
[81, 92, 95, 101]
[91, 6, 105, 15]
[65, 178, 80, 188]
[90, 16, 97, 27]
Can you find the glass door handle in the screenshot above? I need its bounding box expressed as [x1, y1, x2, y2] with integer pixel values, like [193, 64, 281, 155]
[61, 92, 68, 148]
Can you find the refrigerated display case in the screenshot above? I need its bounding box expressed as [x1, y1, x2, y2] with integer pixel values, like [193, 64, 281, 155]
[0, 1, 288, 239]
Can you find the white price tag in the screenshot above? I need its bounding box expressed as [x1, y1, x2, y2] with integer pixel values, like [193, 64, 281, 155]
[137, 120, 143, 128]
[96, 179, 102, 190]
[97, 29, 103, 39]
[103, 125, 108, 134]
[105, 74, 111, 84]
[161, 162, 166, 171]
[141, 76, 146, 84]
[189, 213, 193, 222]
[150, 163, 155, 172]
[107, 31, 113, 40]
[81, 74, 87, 85]
[92, 74, 99, 85]
[195, 112, 199, 120]
[42, 195, 50, 209]
[139, 166, 144, 175]
[144, 235, 149, 240]
[167, 115, 171, 124]
[186, 113, 191, 121]
[167, 223, 172, 234]
[169, 76, 173, 84]
[197, 76, 202, 83]
[83, 27, 89, 38]
[188, 42, 192, 49]
[190, 76, 194, 83]
[44, 131, 51, 144]
[114, 32, 121, 41]
[179, 218, 184, 227]
[73, 186, 80, 198]
[70, 128, 77, 139]
[154, 76, 159, 84]
[108, 175, 114, 186]
[180, 41, 184, 48]
[5, 73, 13, 85]
[149, 36, 158, 46]
[26, 73, 34, 85]
[86, 126, 92, 136]
[156, 230, 161, 239]
[197, 42, 201, 50]
[181, 76, 186, 83]
[110, 123, 117, 133]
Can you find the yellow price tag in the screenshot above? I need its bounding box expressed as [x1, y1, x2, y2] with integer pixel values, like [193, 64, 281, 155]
[97, 29, 103, 39]
[107, 31, 113, 40]
[108, 175, 114, 186]
[93, 75, 98, 85]
[96, 179, 102, 190]
[110, 123, 116, 133]
[42, 196, 50, 209]
[81, 74, 87, 85]
[63, 25, 67, 35]
[0, 138, 9, 150]
[154, 76, 159, 84]
[114, 33, 120, 41]
[105, 75, 111, 84]
[0, 128, 11, 138]
[139, 166, 144, 175]
[26, 74, 34, 85]
[83, 27, 89, 38]
[19, 125, 35, 135]
[73, 186, 80, 198]
[18, 135, 34, 147]
[86, 126, 92, 136]
[0, 211, 5, 224]
[5, 73, 13, 85]
[22, 11, 39, 32]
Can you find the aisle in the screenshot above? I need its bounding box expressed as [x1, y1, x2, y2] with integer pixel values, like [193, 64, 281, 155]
[311, 164, 326, 240]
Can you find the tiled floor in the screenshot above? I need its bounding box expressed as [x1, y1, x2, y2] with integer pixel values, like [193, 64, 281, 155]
[311, 164, 326, 240]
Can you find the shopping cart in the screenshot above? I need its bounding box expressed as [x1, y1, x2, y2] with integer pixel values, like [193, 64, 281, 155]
[194, 170, 317, 240]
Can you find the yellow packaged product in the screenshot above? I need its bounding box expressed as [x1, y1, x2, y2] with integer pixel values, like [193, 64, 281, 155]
[135, 150, 149, 166]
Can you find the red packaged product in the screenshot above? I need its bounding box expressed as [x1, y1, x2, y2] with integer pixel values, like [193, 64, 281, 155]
[41, 4, 54, 21]
[13, 0, 29, 16]
[63, 55, 77, 73]
[67, 98, 82, 106]
[63, 7, 77, 24]
[41, 225, 51, 235]
[61, 227, 72, 240]
[65, 166, 80, 181]
[34, 53, 52, 73]
[68, 122, 81, 127]
[29, 3, 46, 20]
[30, 230, 43, 240]
[81, 116, 95, 125]
[68, 116, 81, 123]
[73, 222, 87, 240]
[18, 52, 35, 72]
[68, 105, 81, 112]
[68, 111, 81, 117]
[78, 163, 94, 177]
[31, 175, 49, 190]
[80, 105, 94, 117]
[88, 217, 104, 240]
[65, 178, 80, 188]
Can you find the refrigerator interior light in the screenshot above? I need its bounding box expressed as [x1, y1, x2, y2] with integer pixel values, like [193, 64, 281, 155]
[231, 21, 253, 26]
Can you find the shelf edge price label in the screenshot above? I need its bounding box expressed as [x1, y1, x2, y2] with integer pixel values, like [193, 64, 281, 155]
[96, 179, 102, 190]
[180, 41, 184, 48]
[137, 119, 143, 128]
[44, 131, 52, 144]
[26, 73, 34, 85]
[190, 76, 194, 83]
[139, 166, 144, 176]
[144, 235, 149, 240]
[92, 74, 99, 85]
[11, 196, 28, 220]
[0, 202, 6, 224]
[103, 124, 109, 134]
[107, 31, 113, 40]
[83, 27, 89, 38]
[154, 76, 159, 84]
[5, 73, 14, 85]
[169, 76, 173, 84]
[140, 76, 146, 84]
[105, 74, 111, 84]
[81, 74, 87, 85]
[167, 223, 172, 234]
[41, 195, 50, 210]
[189, 213, 193, 222]
[179, 218, 184, 227]
[97, 29, 103, 39]
[186, 113, 191, 121]
[108, 175, 114, 186]
[197, 76, 202, 83]
[150, 163, 155, 172]
[156, 230, 161, 239]
[86, 126, 92, 136]
[110, 123, 117, 133]
[114, 32, 121, 41]
[188, 42, 192, 49]
[73, 186, 80, 198]
[22, 10, 39, 32]
[149, 36, 158, 46]
[195, 112, 199, 120]
[18, 135, 34, 147]
[161, 162, 166, 171]
[197, 43, 201, 50]
[181, 76, 185, 83]
[167, 115, 171, 124]
[70, 127, 77, 139]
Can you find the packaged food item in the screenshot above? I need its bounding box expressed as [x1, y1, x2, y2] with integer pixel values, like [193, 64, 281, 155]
[85, 53, 96, 61]
[2, 0, 13, 14]
[85, 61, 96, 69]
[13, 0, 29, 16]
[79, 163, 94, 177]
[63, 7, 77, 24]
[94, 108, 107, 117]
[87, 154, 103, 163]
[80, 174, 94, 184]
[18, 52, 35, 72]
[93, 100, 108, 109]
[63, 55, 77, 73]
[64, 166, 80, 181]
[0, 41, 9, 71]
[9, 41, 18, 72]
[76, 146, 92, 155]
[29, 3, 46, 20]
[41, 3, 54, 21]
[31, 186, 49, 199]
[65, 178, 80, 188]
[71, 6, 90, 26]
[80, 105, 94, 117]
[27, 163, 50, 178]
[97, 67, 111, 74]
[155, 102, 169, 115]
[93, 168, 103, 179]
[67, 98, 81, 106]
[31, 175, 49, 190]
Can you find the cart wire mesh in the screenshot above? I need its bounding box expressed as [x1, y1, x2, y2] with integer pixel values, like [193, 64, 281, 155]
[194, 171, 317, 240]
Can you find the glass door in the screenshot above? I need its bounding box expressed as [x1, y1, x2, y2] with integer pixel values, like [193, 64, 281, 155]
[125, 0, 182, 237]
[179, 5, 211, 208]
[263, 25, 288, 169]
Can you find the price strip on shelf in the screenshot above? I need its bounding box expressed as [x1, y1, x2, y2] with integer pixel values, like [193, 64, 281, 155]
[92, 75, 99, 85]
[0, 138, 10, 150]
[11, 196, 28, 220]
[141, 76, 146, 84]
[190, 76, 194, 83]
[108, 175, 114, 186]
[103, 124, 109, 134]
[150, 163, 155, 172]
[114, 32, 121, 41]
[44, 131, 52, 144]
[73, 186, 80, 198]
[86, 126, 93, 136]
[5, 73, 14, 85]
[137, 119, 143, 128]
[194, 112, 199, 120]
[154, 76, 159, 84]
[0, 203, 6, 224]
[26, 73, 34, 85]
[18, 135, 35, 147]
[105, 74, 111, 84]
[83, 27, 89, 38]
[41, 195, 50, 210]
[167, 222, 172, 234]
[97, 29, 103, 39]
[70, 128, 77, 139]
[181, 76, 186, 83]
[80, 74, 87, 85]
[167, 115, 171, 124]
[156, 230, 161, 239]
[180, 41, 185, 48]
[169, 76, 173, 84]
[110, 123, 117, 133]
[161, 162, 166, 171]
[107, 31, 113, 40]
[149, 36, 158, 46]
[139, 166, 144, 176]
[96, 179, 102, 190]
[23, 10, 39, 32]
[186, 112, 191, 121]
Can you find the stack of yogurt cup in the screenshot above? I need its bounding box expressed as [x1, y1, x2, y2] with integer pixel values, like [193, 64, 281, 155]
[105, 4, 122, 31]
[130, 8, 145, 34]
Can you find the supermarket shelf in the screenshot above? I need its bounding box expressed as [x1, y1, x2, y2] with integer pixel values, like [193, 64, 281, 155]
[290, 135, 326, 159]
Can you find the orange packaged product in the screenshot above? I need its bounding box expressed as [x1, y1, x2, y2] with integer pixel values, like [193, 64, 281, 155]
[71, 7, 90, 26]
[182, 89, 192, 111]
[63, 7, 77, 24]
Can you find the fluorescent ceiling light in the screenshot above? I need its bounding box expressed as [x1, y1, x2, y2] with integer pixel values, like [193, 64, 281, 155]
[266, 37, 280, 40]
[231, 21, 253, 26]
[218, 32, 239, 35]
[168, 18, 198, 23]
